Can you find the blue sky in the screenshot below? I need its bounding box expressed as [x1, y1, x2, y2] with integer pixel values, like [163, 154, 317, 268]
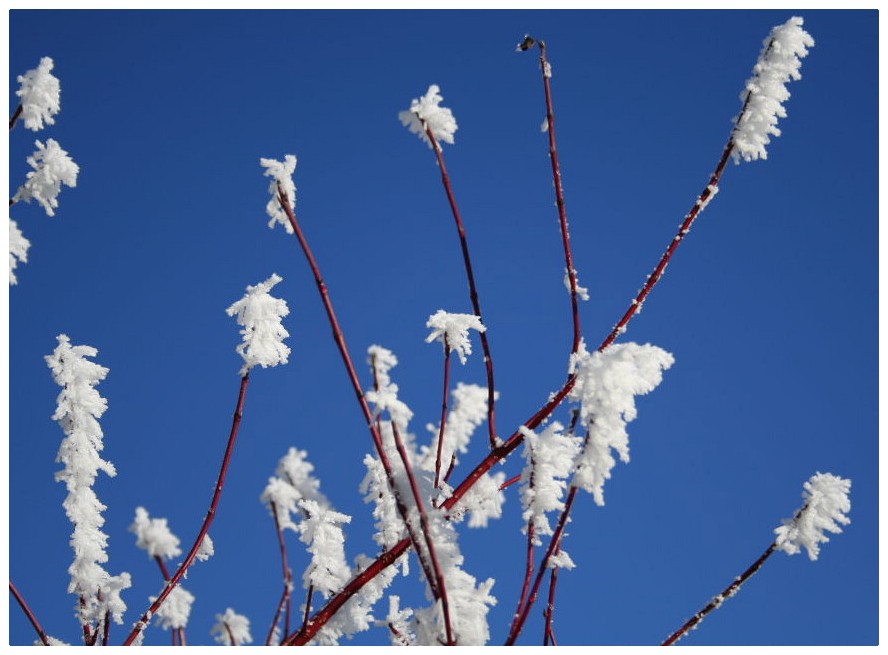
[8, 9, 877, 646]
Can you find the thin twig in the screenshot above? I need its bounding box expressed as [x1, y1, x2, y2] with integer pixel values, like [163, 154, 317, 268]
[433, 340, 452, 489]
[265, 502, 293, 645]
[662, 543, 778, 645]
[9, 104, 22, 131]
[425, 126, 499, 449]
[122, 374, 251, 645]
[543, 566, 560, 645]
[9, 580, 51, 646]
[391, 421, 455, 645]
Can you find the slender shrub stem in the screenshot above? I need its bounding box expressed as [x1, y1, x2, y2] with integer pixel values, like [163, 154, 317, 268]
[662, 543, 778, 645]
[122, 374, 251, 646]
[9, 104, 22, 131]
[424, 127, 499, 449]
[265, 502, 293, 645]
[9, 580, 51, 646]
[433, 341, 452, 489]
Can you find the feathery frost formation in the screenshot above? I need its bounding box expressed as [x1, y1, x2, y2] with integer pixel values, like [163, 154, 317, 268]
[9, 219, 30, 285]
[14, 139, 79, 216]
[261, 447, 330, 532]
[366, 345, 414, 430]
[297, 499, 353, 599]
[15, 56, 61, 131]
[425, 310, 486, 365]
[226, 273, 291, 376]
[211, 608, 253, 645]
[732, 16, 814, 163]
[46, 335, 131, 627]
[568, 341, 674, 505]
[260, 154, 297, 233]
[775, 472, 851, 561]
[152, 586, 195, 632]
[130, 507, 182, 560]
[519, 422, 582, 544]
[399, 84, 458, 149]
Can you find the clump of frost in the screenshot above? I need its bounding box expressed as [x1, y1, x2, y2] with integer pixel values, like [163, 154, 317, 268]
[425, 310, 486, 365]
[260, 154, 297, 233]
[451, 470, 506, 528]
[399, 84, 458, 149]
[360, 454, 408, 550]
[226, 273, 290, 376]
[46, 334, 131, 626]
[519, 422, 582, 544]
[196, 534, 215, 562]
[366, 345, 414, 430]
[564, 268, 590, 301]
[261, 447, 330, 532]
[130, 507, 182, 560]
[732, 16, 815, 163]
[297, 499, 352, 599]
[15, 56, 61, 131]
[568, 341, 674, 505]
[211, 608, 252, 645]
[775, 472, 851, 561]
[312, 553, 402, 645]
[151, 586, 195, 631]
[9, 219, 30, 285]
[13, 139, 79, 216]
[382, 595, 415, 646]
[423, 383, 492, 477]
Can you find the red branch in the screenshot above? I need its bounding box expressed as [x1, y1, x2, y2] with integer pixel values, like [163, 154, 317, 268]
[9, 580, 51, 646]
[662, 543, 778, 645]
[543, 566, 560, 645]
[433, 341, 452, 489]
[9, 104, 22, 131]
[265, 501, 293, 645]
[391, 421, 455, 645]
[122, 374, 250, 645]
[425, 126, 499, 449]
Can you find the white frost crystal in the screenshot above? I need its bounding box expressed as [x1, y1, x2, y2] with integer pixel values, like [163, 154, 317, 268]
[130, 507, 182, 560]
[46, 335, 131, 626]
[196, 534, 215, 562]
[425, 310, 485, 365]
[297, 499, 352, 599]
[366, 345, 415, 430]
[732, 16, 815, 163]
[211, 607, 253, 645]
[14, 139, 79, 217]
[568, 341, 674, 505]
[226, 273, 291, 376]
[399, 84, 458, 149]
[775, 472, 851, 561]
[261, 447, 330, 532]
[260, 154, 297, 233]
[9, 218, 30, 285]
[151, 586, 195, 631]
[15, 56, 61, 131]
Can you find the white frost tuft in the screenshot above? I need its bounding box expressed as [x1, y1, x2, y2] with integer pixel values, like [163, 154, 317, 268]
[211, 607, 253, 645]
[151, 586, 195, 631]
[425, 310, 485, 365]
[130, 507, 182, 560]
[568, 341, 674, 505]
[261, 447, 330, 532]
[366, 345, 415, 430]
[260, 154, 297, 233]
[775, 472, 851, 561]
[732, 16, 815, 163]
[297, 499, 353, 599]
[46, 335, 131, 626]
[15, 56, 61, 131]
[399, 84, 458, 149]
[14, 139, 79, 217]
[226, 273, 291, 376]
[9, 219, 31, 285]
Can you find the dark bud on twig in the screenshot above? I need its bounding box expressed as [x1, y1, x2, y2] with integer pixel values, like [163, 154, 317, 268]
[517, 35, 536, 52]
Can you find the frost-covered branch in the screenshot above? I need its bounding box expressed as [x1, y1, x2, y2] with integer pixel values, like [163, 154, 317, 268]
[663, 472, 850, 645]
[45, 335, 132, 640]
[9, 218, 30, 285]
[226, 273, 291, 377]
[13, 56, 61, 132]
[211, 608, 252, 646]
[12, 139, 79, 217]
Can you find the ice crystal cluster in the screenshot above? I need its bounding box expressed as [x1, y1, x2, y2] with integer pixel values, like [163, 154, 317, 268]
[211, 607, 253, 645]
[130, 507, 182, 560]
[261, 154, 297, 233]
[399, 84, 458, 149]
[732, 16, 815, 162]
[568, 341, 675, 506]
[15, 56, 61, 131]
[13, 139, 79, 217]
[425, 310, 486, 365]
[8, 219, 30, 285]
[226, 273, 291, 376]
[775, 472, 851, 561]
[46, 335, 131, 627]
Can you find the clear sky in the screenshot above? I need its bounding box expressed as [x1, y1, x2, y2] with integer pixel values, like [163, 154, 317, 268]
[8, 8, 878, 647]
